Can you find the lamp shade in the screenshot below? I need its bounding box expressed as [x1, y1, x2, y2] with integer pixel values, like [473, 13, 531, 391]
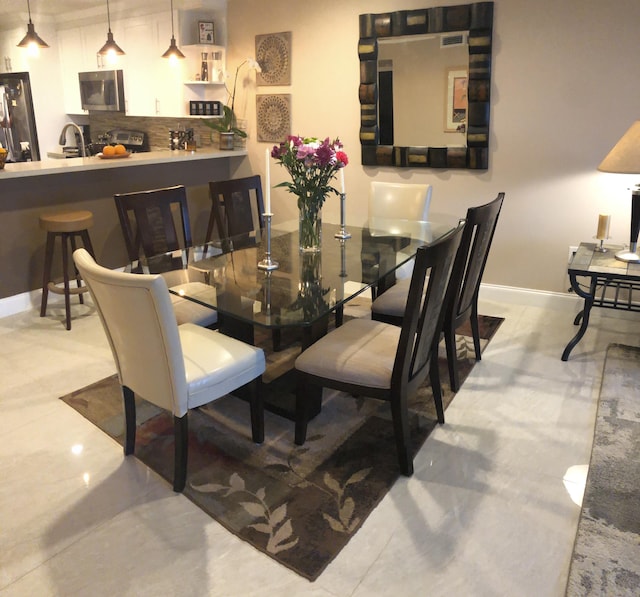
[98, 31, 125, 56]
[162, 36, 185, 59]
[17, 0, 49, 49]
[598, 121, 640, 174]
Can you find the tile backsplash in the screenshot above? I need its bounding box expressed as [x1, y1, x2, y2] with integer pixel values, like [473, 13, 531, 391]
[87, 113, 227, 151]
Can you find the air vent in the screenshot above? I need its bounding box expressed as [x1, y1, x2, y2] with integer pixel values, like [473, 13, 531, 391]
[440, 33, 468, 48]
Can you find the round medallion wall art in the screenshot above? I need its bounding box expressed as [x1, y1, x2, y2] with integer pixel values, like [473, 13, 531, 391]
[255, 32, 292, 86]
[256, 94, 291, 143]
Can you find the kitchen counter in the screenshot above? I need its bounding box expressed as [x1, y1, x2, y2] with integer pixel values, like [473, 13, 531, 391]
[0, 148, 251, 308]
[0, 147, 247, 180]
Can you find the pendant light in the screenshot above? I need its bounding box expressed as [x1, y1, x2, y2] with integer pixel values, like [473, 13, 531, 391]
[17, 0, 50, 49]
[98, 0, 125, 57]
[162, 0, 185, 60]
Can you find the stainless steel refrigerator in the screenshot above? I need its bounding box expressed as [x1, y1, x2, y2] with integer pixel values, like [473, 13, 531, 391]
[0, 72, 40, 162]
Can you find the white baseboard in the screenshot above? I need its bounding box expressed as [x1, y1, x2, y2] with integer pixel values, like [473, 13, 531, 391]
[479, 284, 582, 312]
[0, 290, 42, 319]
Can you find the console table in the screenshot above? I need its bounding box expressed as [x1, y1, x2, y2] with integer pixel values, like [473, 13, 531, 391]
[562, 242, 640, 360]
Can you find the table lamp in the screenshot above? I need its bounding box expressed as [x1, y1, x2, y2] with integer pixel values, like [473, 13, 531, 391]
[598, 120, 640, 262]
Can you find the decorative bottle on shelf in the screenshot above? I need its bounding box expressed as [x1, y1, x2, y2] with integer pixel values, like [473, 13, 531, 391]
[201, 52, 209, 82]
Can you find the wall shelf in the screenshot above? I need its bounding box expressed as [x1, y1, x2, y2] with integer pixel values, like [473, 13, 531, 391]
[184, 81, 226, 86]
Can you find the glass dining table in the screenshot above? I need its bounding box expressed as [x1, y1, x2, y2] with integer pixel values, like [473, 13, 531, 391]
[145, 216, 460, 419]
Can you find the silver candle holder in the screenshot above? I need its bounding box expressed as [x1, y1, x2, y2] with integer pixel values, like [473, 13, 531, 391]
[339, 239, 347, 277]
[334, 192, 352, 239]
[258, 213, 279, 271]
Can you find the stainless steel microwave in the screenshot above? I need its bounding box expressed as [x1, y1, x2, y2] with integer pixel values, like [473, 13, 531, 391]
[78, 70, 125, 112]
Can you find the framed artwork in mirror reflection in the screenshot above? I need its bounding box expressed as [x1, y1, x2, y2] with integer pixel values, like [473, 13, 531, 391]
[446, 67, 468, 132]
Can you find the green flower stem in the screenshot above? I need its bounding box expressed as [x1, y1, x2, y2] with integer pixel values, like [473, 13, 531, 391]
[297, 192, 324, 252]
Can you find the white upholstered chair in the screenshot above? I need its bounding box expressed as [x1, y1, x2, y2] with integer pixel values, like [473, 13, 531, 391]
[73, 248, 265, 492]
[369, 181, 433, 280]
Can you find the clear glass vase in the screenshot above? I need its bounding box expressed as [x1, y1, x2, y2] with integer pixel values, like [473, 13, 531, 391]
[298, 202, 322, 253]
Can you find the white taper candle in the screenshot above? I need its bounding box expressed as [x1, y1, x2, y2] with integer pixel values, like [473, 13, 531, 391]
[265, 148, 271, 213]
[596, 214, 610, 240]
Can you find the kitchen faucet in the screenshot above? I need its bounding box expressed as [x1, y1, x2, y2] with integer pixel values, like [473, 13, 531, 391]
[58, 123, 86, 157]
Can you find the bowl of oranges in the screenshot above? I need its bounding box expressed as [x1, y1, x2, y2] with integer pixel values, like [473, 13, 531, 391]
[98, 144, 130, 159]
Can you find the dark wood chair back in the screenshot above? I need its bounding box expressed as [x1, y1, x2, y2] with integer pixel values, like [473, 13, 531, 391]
[397, 223, 465, 400]
[206, 175, 265, 252]
[114, 185, 192, 272]
[444, 192, 504, 390]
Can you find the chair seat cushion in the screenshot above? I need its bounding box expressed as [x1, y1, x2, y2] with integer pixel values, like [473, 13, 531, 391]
[179, 323, 265, 409]
[295, 318, 400, 389]
[169, 283, 218, 327]
[371, 278, 411, 318]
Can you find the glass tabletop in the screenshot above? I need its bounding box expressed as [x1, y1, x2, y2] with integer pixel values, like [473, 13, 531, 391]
[152, 215, 460, 331]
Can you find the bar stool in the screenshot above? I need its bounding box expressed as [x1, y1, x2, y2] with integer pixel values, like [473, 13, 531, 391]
[39, 210, 95, 330]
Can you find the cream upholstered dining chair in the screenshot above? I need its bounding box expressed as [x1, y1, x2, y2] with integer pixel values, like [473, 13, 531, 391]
[114, 185, 218, 329]
[369, 181, 433, 280]
[372, 193, 505, 392]
[73, 248, 266, 493]
[295, 222, 464, 476]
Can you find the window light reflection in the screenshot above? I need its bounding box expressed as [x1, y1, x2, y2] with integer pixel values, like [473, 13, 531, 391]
[563, 464, 588, 506]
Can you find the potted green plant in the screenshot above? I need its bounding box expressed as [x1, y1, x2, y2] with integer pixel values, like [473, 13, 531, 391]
[203, 58, 260, 150]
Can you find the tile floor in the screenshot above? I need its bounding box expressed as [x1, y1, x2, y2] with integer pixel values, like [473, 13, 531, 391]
[1, 294, 639, 597]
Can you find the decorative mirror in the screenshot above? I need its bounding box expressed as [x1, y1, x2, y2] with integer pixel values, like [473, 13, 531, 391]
[358, 2, 494, 169]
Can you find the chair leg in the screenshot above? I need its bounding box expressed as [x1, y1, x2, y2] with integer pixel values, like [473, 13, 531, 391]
[471, 301, 482, 361]
[40, 232, 55, 317]
[390, 393, 413, 476]
[444, 321, 460, 393]
[173, 415, 188, 492]
[61, 233, 72, 330]
[430, 351, 445, 424]
[69, 233, 84, 305]
[248, 378, 264, 444]
[80, 229, 96, 258]
[122, 386, 136, 455]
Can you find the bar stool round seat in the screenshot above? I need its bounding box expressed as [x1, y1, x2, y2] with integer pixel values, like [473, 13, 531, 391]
[39, 210, 95, 330]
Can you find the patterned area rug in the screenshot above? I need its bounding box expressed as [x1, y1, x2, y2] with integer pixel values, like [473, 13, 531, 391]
[566, 343, 640, 596]
[60, 314, 503, 581]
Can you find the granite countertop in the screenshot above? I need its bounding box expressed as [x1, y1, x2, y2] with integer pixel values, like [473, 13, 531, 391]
[0, 147, 247, 180]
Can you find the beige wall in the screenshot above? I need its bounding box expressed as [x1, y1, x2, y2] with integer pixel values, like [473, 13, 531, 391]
[227, 0, 640, 294]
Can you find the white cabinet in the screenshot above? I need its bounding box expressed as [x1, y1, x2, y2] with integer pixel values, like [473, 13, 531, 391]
[120, 13, 183, 117]
[57, 24, 108, 114]
[55, 10, 226, 117]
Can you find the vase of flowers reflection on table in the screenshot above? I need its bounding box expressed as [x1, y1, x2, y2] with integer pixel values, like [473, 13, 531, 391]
[271, 136, 348, 253]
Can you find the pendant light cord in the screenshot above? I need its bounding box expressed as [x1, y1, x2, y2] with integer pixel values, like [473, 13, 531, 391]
[107, 0, 112, 33]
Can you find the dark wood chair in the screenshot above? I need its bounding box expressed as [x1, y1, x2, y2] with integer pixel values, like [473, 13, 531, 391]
[295, 222, 465, 476]
[372, 192, 505, 392]
[113, 185, 218, 328]
[205, 175, 265, 252]
[206, 175, 290, 351]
